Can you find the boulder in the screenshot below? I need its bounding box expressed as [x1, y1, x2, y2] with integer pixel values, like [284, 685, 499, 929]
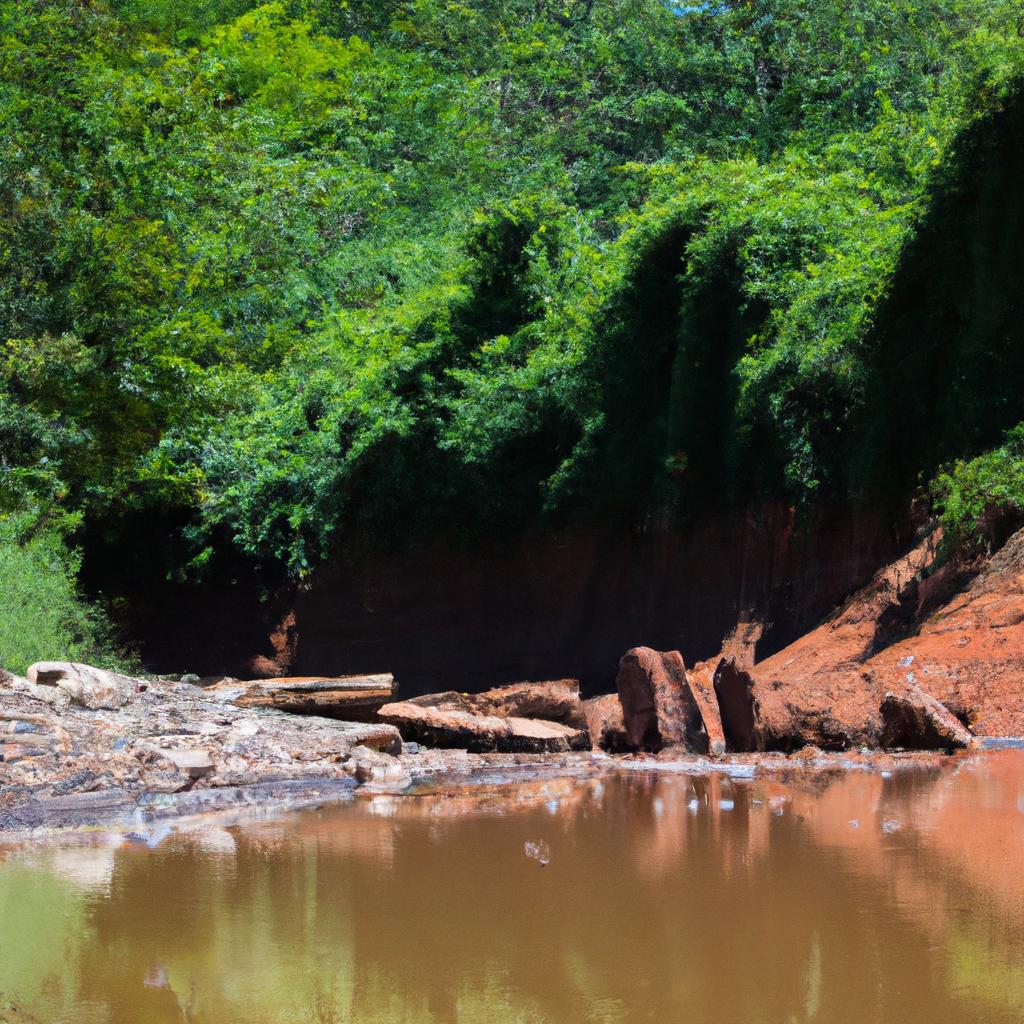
[685, 662, 727, 755]
[504, 716, 590, 753]
[206, 673, 396, 722]
[377, 700, 589, 753]
[27, 662, 137, 710]
[582, 694, 631, 752]
[879, 689, 976, 752]
[615, 647, 709, 752]
[1, 670, 71, 711]
[465, 679, 584, 726]
[713, 657, 761, 752]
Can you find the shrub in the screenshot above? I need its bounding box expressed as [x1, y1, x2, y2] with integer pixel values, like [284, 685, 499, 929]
[932, 423, 1024, 554]
[0, 521, 127, 676]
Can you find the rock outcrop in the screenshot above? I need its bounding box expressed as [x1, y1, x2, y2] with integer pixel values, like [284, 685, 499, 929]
[0, 668, 402, 831]
[741, 525, 1024, 748]
[205, 674, 396, 722]
[582, 694, 630, 753]
[376, 681, 590, 753]
[879, 688, 976, 752]
[864, 529, 1024, 737]
[749, 535, 945, 749]
[615, 647, 709, 752]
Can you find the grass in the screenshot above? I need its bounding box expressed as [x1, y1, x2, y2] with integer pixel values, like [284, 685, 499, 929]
[0, 523, 128, 677]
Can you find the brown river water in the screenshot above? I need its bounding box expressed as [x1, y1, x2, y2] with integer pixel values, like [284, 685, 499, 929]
[2, 751, 1024, 1024]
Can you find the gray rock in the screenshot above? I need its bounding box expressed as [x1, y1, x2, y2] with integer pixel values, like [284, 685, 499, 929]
[148, 746, 215, 778]
[349, 745, 412, 791]
[0, 671, 403, 832]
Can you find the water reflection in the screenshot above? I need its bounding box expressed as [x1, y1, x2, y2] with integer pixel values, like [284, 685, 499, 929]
[2, 753, 1024, 1023]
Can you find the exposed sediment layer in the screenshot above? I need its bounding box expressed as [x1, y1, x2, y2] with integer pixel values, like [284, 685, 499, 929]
[750, 526, 1024, 748]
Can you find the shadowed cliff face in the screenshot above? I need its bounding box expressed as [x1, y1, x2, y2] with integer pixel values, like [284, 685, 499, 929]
[123, 502, 912, 695]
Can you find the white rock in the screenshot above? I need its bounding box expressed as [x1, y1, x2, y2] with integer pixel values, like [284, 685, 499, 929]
[27, 662, 138, 710]
[159, 748, 215, 778]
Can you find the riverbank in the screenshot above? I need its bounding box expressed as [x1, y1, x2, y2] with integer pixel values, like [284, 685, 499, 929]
[0, 662, 968, 837]
[6, 521, 1024, 836]
[0, 746, 965, 838]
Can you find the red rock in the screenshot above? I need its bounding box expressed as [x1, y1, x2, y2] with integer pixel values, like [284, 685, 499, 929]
[718, 620, 764, 669]
[615, 648, 708, 753]
[879, 688, 976, 752]
[749, 534, 942, 749]
[864, 530, 1024, 738]
[686, 662, 727, 755]
[713, 658, 761, 752]
[749, 526, 1024, 747]
[582, 694, 631, 752]
[207, 674, 395, 722]
[465, 679, 584, 725]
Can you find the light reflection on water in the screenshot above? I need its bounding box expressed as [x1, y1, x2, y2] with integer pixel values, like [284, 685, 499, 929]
[2, 752, 1024, 1024]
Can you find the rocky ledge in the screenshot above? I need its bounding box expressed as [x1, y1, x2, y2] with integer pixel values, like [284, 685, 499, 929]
[0, 662, 401, 832]
[0, 665, 614, 833]
[377, 680, 590, 753]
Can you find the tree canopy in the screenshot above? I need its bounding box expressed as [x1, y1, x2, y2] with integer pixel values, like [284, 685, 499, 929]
[2, 0, 1024, 579]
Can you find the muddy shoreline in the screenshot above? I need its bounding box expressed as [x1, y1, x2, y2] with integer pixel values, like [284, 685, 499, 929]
[1, 743, 985, 838]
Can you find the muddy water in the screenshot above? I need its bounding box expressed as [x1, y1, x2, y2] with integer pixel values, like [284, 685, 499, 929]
[3, 753, 1024, 1024]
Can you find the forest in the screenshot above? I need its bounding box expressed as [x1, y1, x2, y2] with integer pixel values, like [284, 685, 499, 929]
[2, 0, 1024, 670]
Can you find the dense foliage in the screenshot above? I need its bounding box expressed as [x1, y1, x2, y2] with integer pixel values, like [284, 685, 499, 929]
[933, 424, 1024, 554]
[0, 515, 127, 673]
[2, 0, 1023, 594]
